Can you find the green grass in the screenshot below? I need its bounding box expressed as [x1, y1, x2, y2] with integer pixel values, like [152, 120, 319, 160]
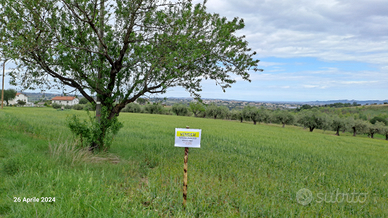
[0, 107, 387, 217]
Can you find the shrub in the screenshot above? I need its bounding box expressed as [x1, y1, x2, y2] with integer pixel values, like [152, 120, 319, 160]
[64, 105, 73, 109]
[52, 103, 61, 109]
[145, 103, 164, 114]
[73, 104, 84, 110]
[172, 103, 189, 116]
[79, 98, 88, 104]
[122, 103, 142, 113]
[370, 116, 387, 125]
[84, 102, 96, 111]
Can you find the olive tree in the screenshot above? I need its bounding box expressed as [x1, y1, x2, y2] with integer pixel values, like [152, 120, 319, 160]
[330, 115, 346, 136]
[297, 109, 329, 132]
[189, 102, 205, 117]
[0, 0, 261, 151]
[272, 110, 295, 128]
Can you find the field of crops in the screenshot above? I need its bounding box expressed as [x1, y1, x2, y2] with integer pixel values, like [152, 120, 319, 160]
[0, 107, 387, 217]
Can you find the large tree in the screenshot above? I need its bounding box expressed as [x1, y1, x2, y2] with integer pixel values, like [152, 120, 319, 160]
[0, 0, 261, 150]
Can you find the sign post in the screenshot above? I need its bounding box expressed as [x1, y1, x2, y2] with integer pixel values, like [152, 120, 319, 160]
[174, 126, 201, 208]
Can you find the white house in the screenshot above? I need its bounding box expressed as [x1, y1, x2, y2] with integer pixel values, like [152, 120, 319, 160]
[9, 93, 28, 105]
[51, 96, 79, 106]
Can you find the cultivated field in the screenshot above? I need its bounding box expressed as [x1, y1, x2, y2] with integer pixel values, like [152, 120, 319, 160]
[0, 108, 387, 217]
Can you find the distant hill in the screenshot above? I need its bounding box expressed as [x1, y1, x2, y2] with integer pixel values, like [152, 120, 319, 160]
[305, 99, 388, 105]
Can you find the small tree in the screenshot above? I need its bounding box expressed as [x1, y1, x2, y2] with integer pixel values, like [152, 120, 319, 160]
[172, 103, 189, 116]
[189, 102, 205, 117]
[145, 103, 164, 114]
[272, 110, 295, 128]
[366, 123, 380, 138]
[78, 98, 88, 105]
[231, 109, 243, 122]
[122, 103, 142, 113]
[257, 108, 270, 124]
[0, 0, 261, 151]
[242, 106, 259, 125]
[331, 115, 346, 136]
[379, 125, 388, 140]
[297, 110, 328, 132]
[3, 89, 17, 106]
[206, 103, 227, 119]
[350, 119, 368, 137]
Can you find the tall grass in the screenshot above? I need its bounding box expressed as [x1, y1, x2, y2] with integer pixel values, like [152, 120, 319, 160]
[0, 107, 387, 217]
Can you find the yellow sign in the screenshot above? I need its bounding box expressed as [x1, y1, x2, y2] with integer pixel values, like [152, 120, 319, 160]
[176, 131, 199, 137]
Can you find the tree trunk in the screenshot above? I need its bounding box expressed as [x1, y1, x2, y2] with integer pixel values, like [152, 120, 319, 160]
[371, 133, 374, 138]
[253, 120, 256, 125]
[386, 134, 388, 140]
[352, 127, 356, 136]
[282, 123, 285, 128]
[335, 128, 340, 136]
[240, 117, 243, 123]
[309, 127, 315, 132]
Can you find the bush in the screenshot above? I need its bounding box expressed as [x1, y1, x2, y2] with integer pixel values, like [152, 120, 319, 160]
[145, 103, 164, 114]
[73, 104, 84, 110]
[84, 102, 96, 111]
[52, 103, 61, 109]
[370, 116, 387, 125]
[79, 98, 88, 104]
[64, 105, 73, 109]
[122, 103, 142, 113]
[172, 103, 189, 116]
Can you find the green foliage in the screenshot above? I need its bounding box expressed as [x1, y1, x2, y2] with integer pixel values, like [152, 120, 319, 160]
[0, 0, 261, 150]
[122, 103, 142, 113]
[349, 119, 369, 136]
[16, 99, 26, 106]
[136, 98, 147, 105]
[206, 103, 229, 119]
[330, 115, 346, 136]
[64, 105, 73, 109]
[2, 89, 16, 105]
[370, 116, 387, 125]
[145, 103, 164, 114]
[72, 104, 84, 110]
[1, 108, 388, 216]
[189, 102, 205, 117]
[51, 103, 61, 109]
[84, 102, 96, 111]
[272, 110, 295, 127]
[78, 98, 88, 104]
[66, 107, 123, 150]
[231, 109, 243, 122]
[172, 103, 189, 116]
[242, 106, 259, 124]
[297, 110, 329, 132]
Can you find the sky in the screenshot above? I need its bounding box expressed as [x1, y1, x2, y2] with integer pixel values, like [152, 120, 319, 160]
[2, 0, 388, 102]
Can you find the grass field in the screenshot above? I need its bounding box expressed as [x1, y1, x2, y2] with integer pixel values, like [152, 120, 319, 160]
[0, 107, 387, 217]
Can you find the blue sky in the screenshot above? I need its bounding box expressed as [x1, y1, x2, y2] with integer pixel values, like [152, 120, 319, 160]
[2, 0, 388, 102]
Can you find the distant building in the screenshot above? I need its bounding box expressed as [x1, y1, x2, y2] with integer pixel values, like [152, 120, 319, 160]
[9, 93, 28, 105]
[51, 96, 79, 106]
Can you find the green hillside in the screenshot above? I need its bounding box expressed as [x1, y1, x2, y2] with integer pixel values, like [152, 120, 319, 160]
[0, 108, 387, 217]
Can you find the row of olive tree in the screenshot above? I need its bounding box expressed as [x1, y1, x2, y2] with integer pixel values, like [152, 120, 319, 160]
[119, 102, 388, 139]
